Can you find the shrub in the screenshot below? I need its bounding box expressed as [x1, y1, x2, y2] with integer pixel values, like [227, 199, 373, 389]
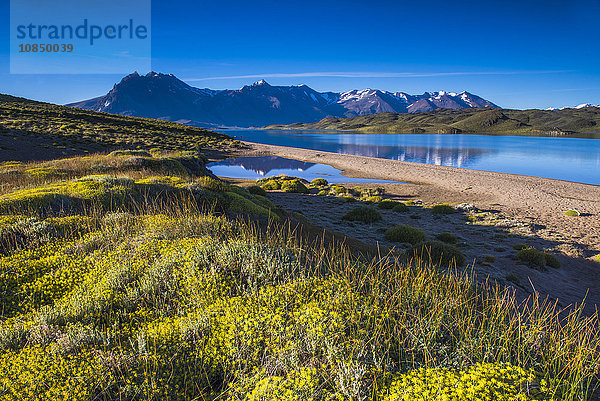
[281, 179, 308, 193]
[544, 252, 561, 269]
[330, 185, 347, 195]
[384, 224, 426, 245]
[378, 199, 398, 209]
[260, 180, 281, 191]
[392, 203, 409, 213]
[484, 255, 496, 262]
[342, 206, 382, 223]
[247, 185, 267, 196]
[436, 232, 458, 244]
[409, 240, 466, 266]
[431, 203, 455, 214]
[317, 190, 328, 196]
[380, 363, 550, 401]
[593, 254, 600, 263]
[516, 247, 546, 267]
[309, 178, 328, 187]
[564, 209, 580, 217]
[512, 243, 527, 251]
[364, 196, 382, 203]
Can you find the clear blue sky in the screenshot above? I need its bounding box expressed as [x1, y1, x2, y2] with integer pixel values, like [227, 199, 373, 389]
[1, 0, 599, 109]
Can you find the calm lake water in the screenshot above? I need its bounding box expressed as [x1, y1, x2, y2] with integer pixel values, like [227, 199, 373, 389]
[219, 130, 600, 186]
[207, 156, 398, 183]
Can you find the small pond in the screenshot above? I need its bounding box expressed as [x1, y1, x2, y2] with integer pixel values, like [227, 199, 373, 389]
[207, 156, 399, 183]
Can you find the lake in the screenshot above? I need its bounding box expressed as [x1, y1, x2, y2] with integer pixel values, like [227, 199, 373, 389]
[218, 130, 600, 186]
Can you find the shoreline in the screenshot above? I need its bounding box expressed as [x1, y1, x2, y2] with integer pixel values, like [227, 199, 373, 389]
[236, 141, 600, 235]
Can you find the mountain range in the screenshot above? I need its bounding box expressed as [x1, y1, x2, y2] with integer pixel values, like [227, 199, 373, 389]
[68, 72, 499, 128]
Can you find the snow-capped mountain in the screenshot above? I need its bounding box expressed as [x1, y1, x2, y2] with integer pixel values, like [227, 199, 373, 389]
[546, 103, 600, 111]
[68, 72, 499, 127]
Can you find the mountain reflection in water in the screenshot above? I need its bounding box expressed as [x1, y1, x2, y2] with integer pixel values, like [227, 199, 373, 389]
[207, 156, 398, 183]
[214, 156, 316, 176]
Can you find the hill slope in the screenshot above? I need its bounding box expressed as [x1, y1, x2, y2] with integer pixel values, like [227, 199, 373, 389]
[265, 107, 600, 134]
[0, 93, 236, 162]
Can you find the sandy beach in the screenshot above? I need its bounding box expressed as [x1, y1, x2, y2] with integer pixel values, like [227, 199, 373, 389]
[230, 141, 600, 312]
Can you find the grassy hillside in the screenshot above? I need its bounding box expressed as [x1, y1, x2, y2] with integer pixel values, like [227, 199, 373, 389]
[265, 107, 600, 134]
[0, 94, 242, 161]
[0, 153, 598, 400]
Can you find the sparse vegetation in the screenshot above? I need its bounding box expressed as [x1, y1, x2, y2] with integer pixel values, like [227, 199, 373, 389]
[564, 209, 581, 217]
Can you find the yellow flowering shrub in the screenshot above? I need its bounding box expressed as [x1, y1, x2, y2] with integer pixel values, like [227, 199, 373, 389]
[380, 363, 552, 401]
[0, 210, 594, 400]
[0, 344, 112, 400]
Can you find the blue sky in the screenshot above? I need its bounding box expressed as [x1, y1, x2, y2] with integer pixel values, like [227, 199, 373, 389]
[1, 0, 599, 109]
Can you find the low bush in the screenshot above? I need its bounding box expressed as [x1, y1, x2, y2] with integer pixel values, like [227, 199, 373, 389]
[247, 185, 267, 196]
[364, 195, 382, 203]
[544, 252, 561, 269]
[342, 206, 382, 223]
[260, 179, 281, 190]
[431, 203, 455, 214]
[378, 199, 399, 209]
[484, 255, 496, 262]
[392, 202, 409, 213]
[408, 240, 466, 266]
[516, 247, 560, 268]
[309, 178, 328, 187]
[564, 209, 580, 217]
[516, 247, 546, 267]
[436, 232, 458, 244]
[385, 224, 426, 245]
[281, 179, 308, 193]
